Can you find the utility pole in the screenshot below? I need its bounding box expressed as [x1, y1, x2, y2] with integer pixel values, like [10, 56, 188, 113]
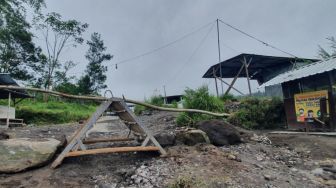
[216, 19, 223, 96]
[163, 85, 167, 104]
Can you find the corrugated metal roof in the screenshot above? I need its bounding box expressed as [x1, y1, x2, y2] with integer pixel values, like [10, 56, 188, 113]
[260, 58, 336, 87]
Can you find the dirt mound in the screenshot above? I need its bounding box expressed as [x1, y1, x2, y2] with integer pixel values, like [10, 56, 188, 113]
[196, 120, 241, 146]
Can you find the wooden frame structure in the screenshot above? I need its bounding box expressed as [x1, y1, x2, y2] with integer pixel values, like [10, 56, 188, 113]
[51, 98, 166, 168]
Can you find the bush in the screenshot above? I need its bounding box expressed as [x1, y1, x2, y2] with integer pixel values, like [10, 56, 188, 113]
[149, 95, 164, 106]
[176, 86, 225, 127]
[227, 97, 285, 129]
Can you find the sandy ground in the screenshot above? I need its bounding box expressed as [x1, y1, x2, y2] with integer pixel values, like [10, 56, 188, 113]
[0, 111, 335, 188]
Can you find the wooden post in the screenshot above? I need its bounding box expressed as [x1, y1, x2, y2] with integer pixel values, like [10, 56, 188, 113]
[243, 57, 252, 96]
[7, 92, 11, 128]
[213, 67, 219, 97]
[327, 72, 336, 131]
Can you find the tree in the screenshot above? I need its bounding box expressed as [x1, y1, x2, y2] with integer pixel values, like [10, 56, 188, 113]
[78, 32, 112, 95]
[36, 12, 88, 89]
[318, 36, 336, 60]
[0, 0, 45, 81]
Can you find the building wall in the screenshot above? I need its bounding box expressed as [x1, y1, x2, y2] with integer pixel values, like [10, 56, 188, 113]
[0, 105, 15, 119]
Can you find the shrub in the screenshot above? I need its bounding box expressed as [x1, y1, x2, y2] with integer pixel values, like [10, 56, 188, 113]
[149, 95, 164, 106]
[219, 94, 237, 102]
[176, 86, 225, 127]
[227, 97, 285, 129]
[134, 104, 146, 115]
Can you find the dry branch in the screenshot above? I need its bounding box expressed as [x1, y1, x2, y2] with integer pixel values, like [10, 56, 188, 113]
[0, 85, 230, 117]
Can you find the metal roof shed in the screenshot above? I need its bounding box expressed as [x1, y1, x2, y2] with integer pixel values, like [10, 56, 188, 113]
[260, 58, 336, 131]
[202, 53, 318, 96]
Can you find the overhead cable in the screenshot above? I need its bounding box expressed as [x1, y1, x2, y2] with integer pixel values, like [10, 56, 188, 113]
[218, 19, 298, 58]
[114, 21, 215, 67]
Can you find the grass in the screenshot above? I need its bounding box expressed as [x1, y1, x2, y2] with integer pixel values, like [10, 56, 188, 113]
[0, 98, 97, 125]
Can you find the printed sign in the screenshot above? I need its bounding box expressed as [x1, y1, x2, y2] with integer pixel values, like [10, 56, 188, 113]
[294, 90, 328, 122]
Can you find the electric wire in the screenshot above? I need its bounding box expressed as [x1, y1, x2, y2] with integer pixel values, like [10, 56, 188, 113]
[218, 19, 298, 58]
[113, 21, 215, 67]
[164, 22, 216, 85]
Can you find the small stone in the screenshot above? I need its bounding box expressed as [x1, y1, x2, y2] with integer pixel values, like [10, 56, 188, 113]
[227, 154, 237, 160]
[264, 174, 274, 181]
[312, 168, 324, 176]
[291, 168, 298, 172]
[257, 156, 264, 161]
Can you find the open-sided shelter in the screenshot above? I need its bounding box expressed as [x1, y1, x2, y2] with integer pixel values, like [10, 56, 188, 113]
[0, 73, 31, 127]
[203, 53, 319, 96]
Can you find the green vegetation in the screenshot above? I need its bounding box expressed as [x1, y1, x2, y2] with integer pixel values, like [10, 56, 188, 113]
[0, 99, 97, 125]
[134, 95, 165, 115]
[176, 86, 225, 127]
[227, 97, 285, 129]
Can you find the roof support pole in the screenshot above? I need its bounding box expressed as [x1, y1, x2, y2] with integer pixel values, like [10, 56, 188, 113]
[216, 19, 223, 95]
[6, 92, 11, 129]
[213, 67, 219, 97]
[243, 57, 252, 96]
[224, 63, 245, 95]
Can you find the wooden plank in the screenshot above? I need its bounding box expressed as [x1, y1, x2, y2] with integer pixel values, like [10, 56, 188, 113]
[65, 146, 160, 157]
[83, 137, 134, 144]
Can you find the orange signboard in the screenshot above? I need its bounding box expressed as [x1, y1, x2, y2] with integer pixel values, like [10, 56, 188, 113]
[294, 90, 328, 122]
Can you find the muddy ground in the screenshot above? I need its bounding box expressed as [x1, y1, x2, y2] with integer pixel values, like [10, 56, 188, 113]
[0, 111, 335, 188]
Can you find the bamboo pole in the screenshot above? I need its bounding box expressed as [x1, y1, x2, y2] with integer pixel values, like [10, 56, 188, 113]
[0, 85, 230, 117]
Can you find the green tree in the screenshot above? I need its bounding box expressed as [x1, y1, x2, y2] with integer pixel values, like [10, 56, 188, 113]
[318, 36, 336, 60]
[0, 0, 45, 81]
[78, 32, 112, 94]
[36, 12, 88, 89]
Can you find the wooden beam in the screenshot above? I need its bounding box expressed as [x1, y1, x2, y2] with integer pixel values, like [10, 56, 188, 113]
[224, 64, 245, 95]
[214, 76, 244, 95]
[83, 137, 134, 144]
[65, 146, 160, 157]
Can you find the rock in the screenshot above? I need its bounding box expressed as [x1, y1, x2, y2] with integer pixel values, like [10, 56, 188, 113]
[154, 132, 176, 147]
[176, 129, 210, 146]
[196, 120, 241, 146]
[264, 174, 274, 181]
[312, 168, 324, 176]
[0, 138, 62, 173]
[227, 154, 237, 160]
[0, 131, 9, 140]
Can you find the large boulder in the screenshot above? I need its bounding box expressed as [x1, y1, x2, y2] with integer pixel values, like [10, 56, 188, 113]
[176, 129, 210, 146]
[154, 132, 176, 147]
[0, 138, 62, 173]
[196, 120, 241, 146]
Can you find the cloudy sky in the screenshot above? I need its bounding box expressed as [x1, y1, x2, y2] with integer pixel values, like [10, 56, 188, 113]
[37, 0, 336, 100]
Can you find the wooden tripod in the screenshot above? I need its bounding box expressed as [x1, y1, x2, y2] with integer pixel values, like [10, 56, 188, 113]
[51, 98, 166, 168]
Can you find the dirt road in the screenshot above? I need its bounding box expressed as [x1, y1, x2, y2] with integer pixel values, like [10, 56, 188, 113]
[0, 111, 335, 187]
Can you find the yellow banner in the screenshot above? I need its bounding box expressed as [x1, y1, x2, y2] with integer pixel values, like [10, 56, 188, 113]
[294, 90, 328, 122]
